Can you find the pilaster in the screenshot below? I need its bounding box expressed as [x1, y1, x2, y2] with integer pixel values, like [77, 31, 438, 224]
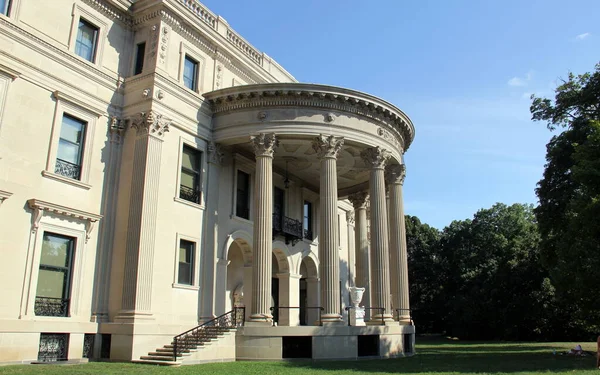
[312, 134, 344, 324]
[116, 110, 170, 321]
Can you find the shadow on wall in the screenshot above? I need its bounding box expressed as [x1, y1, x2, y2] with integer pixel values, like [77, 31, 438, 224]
[278, 337, 597, 374]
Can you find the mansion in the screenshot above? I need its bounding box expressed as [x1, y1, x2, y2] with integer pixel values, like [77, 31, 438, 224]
[0, 0, 415, 365]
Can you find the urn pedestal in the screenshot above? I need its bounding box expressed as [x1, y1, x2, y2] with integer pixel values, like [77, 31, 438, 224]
[349, 287, 366, 326]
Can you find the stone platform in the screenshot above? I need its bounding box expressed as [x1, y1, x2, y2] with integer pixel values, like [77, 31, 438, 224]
[235, 324, 416, 361]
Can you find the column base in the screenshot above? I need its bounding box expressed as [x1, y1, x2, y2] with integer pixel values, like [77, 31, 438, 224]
[248, 313, 273, 325]
[320, 313, 343, 325]
[366, 314, 396, 326]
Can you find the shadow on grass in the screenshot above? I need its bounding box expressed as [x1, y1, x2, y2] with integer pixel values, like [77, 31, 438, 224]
[279, 339, 597, 374]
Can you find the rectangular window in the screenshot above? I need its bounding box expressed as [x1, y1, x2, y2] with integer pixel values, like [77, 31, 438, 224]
[273, 187, 284, 232]
[0, 0, 11, 16]
[236, 170, 250, 219]
[183, 55, 198, 91]
[35, 233, 75, 317]
[180, 145, 201, 204]
[75, 19, 99, 62]
[38, 333, 69, 362]
[178, 240, 195, 285]
[55, 115, 86, 180]
[303, 201, 313, 240]
[134, 42, 145, 75]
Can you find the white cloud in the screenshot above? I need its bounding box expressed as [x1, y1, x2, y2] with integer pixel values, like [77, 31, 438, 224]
[576, 32, 590, 40]
[508, 71, 534, 87]
[508, 77, 526, 86]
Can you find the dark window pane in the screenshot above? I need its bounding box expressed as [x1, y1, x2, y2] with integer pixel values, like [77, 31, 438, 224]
[180, 146, 201, 203]
[183, 56, 198, 90]
[75, 19, 98, 62]
[178, 240, 194, 285]
[134, 42, 145, 75]
[236, 170, 250, 219]
[0, 0, 11, 16]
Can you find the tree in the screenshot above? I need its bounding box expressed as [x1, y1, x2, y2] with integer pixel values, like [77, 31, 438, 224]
[438, 203, 549, 340]
[531, 62, 600, 331]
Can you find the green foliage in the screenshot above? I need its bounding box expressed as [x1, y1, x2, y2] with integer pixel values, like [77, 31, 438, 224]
[531, 62, 600, 332]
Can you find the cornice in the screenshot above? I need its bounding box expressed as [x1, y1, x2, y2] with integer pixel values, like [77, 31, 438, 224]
[27, 199, 103, 242]
[81, 0, 133, 28]
[204, 84, 415, 150]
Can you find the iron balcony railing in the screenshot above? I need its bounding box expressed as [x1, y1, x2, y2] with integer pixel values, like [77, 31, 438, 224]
[273, 211, 303, 245]
[172, 307, 245, 361]
[179, 184, 200, 204]
[34, 297, 69, 317]
[55, 158, 81, 180]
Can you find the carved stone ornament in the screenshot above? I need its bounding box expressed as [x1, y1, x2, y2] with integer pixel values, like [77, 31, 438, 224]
[385, 164, 406, 185]
[348, 191, 369, 210]
[208, 141, 224, 165]
[312, 134, 344, 159]
[325, 113, 335, 122]
[361, 146, 391, 169]
[346, 210, 355, 226]
[250, 133, 278, 157]
[108, 116, 127, 144]
[257, 111, 268, 121]
[130, 110, 170, 138]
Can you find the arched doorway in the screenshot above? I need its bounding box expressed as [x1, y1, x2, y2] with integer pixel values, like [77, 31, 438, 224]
[224, 236, 252, 319]
[299, 254, 319, 325]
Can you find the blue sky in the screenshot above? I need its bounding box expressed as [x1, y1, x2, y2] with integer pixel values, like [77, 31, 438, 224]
[201, 0, 600, 228]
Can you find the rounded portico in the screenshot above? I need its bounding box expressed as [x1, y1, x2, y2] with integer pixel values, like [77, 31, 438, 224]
[205, 83, 415, 328]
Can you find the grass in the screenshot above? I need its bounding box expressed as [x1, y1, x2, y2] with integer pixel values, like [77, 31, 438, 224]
[0, 338, 597, 375]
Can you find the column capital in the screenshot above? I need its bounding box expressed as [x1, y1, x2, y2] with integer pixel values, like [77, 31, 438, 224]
[208, 141, 224, 165]
[361, 147, 391, 170]
[312, 134, 344, 159]
[250, 133, 278, 157]
[385, 164, 406, 185]
[349, 191, 369, 210]
[130, 110, 170, 138]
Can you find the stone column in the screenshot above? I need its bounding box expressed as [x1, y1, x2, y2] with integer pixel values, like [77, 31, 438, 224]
[349, 192, 370, 313]
[361, 147, 394, 324]
[386, 164, 410, 323]
[117, 111, 170, 321]
[346, 211, 356, 287]
[312, 134, 344, 324]
[248, 133, 278, 324]
[277, 272, 301, 326]
[200, 142, 224, 321]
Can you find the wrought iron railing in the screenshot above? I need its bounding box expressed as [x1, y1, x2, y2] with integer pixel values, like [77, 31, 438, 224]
[364, 307, 386, 325]
[38, 333, 68, 362]
[269, 306, 324, 326]
[55, 158, 81, 180]
[273, 210, 282, 232]
[303, 228, 313, 241]
[173, 307, 245, 361]
[83, 334, 94, 359]
[179, 185, 200, 204]
[35, 297, 69, 317]
[395, 308, 413, 325]
[283, 217, 302, 238]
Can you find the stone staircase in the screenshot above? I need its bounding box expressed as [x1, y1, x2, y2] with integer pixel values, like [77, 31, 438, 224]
[133, 308, 244, 366]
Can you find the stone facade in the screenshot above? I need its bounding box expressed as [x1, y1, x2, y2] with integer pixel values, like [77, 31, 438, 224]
[0, 0, 415, 364]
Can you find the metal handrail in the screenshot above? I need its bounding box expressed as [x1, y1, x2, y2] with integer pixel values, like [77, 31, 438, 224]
[173, 307, 245, 361]
[269, 306, 324, 326]
[395, 308, 413, 325]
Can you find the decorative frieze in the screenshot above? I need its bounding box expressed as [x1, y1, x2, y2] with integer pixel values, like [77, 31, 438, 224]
[130, 111, 170, 138]
[346, 211, 355, 226]
[378, 127, 400, 148]
[207, 141, 224, 165]
[361, 147, 391, 170]
[250, 133, 278, 158]
[312, 134, 344, 159]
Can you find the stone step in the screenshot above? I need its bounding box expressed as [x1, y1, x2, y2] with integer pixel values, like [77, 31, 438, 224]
[132, 359, 180, 367]
[140, 355, 182, 361]
[147, 351, 188, 357]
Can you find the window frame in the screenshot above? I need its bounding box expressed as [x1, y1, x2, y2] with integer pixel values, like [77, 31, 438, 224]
[43, 91, 101, 189]
[55, 114, 87, 181]
[236, 169, 251, 220]
[68, 5, 106, 66]
[173, 234, 200, 290]
[0, 0, 11, 17]
[178, 42, 205, 94]
[302, 188, 319, 244]
[133, 41, 146, 75]
[303, 200, 313, 240]
[179, 144, 202, 204]
[174, 137, 206, 209]
[74, 18, 99, 63]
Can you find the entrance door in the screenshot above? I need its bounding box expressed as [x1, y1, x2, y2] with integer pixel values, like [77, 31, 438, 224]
[299, 278, 307, 325]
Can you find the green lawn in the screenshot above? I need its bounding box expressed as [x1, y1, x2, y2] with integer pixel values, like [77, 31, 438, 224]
[0, 338, 597, 375]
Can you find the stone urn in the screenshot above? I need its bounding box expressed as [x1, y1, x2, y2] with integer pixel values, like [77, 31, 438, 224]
[349, 286, 366, 326]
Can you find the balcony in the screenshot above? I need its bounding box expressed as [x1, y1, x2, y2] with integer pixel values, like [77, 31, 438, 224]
[273, 209, 303, 245]
[180, 184, 200, 204]
[34, 297, 69, 317]
[54, 159, 81, 180]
